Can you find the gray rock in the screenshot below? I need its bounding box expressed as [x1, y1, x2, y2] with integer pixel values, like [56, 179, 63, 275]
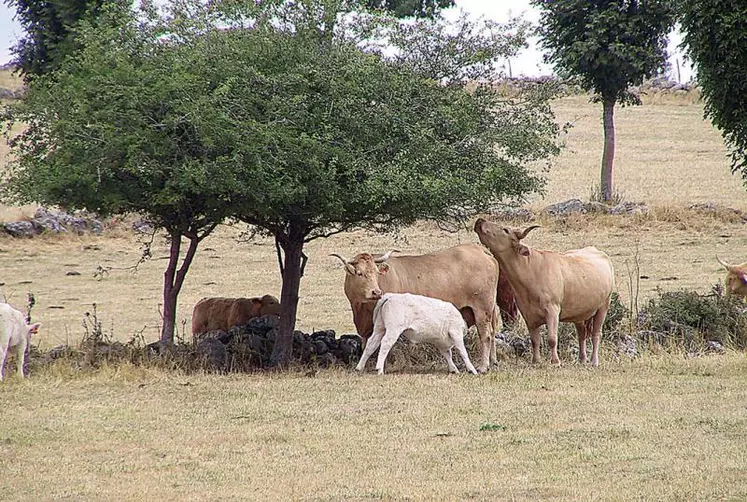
[316, 352, 337, 367]
[491, 207, 534, 222]
[510, 337, 529, 357]
[617, 334, 638, 358]
[243, 315, 279, 335]
[705, 340, 725, 354]
[583, 201, 610, 214]
[609, 201, 648, 215]
[338, 334, 362, 364]
[132, 219, 155, 234]
[312, 340, 329, 355]
[543, 199, 586, 216]
[196, 338, 228, 372]
[3, 221, 39, 238]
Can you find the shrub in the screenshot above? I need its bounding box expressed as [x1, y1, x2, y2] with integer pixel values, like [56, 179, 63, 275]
[638, 285, 747, 350]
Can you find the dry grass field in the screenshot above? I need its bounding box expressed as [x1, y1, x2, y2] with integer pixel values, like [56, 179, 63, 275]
[2, 355, 746, 500]
[2, 71, 747, 500]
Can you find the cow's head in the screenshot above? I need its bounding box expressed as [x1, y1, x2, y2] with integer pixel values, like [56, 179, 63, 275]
[330, 250, 397, 302]
[716, 256, 747, 296]
[258, 295, 282, 316]
[474, 218, 540, 258]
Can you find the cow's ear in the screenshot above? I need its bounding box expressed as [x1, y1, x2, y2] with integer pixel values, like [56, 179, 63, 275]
[345, 263, 356, 276]
[518, 244, 530, 257]
[378, 263, 390, 275]
[28, 322, 41, 335]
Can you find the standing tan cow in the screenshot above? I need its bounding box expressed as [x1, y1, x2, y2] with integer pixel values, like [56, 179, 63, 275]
[191, 294, 281, 337]
[331, 244, 501, 373]
[474, 218, 615, 366]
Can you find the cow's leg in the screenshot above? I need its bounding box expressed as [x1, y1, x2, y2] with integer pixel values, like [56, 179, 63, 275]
[355, 324, 386, 372]
[440, 347, 459, 373]
[375, 329, 402, 375]
[0, 344, 6, 381]
[529, 326, 542, 364]
[546, 309, 561, 365]
[474, 311, 493, 374]
[451, 329, 478, 375]
[574, 322, 588, 364]
[489, 307, 502, 367]
[590, 298, 611, 367]
[15, 340, 27, 378]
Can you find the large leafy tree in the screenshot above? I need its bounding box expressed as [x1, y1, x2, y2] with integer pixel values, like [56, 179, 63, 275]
[532, 0, 675, 202]
[3, 0, 562, 366]
[4, 0, 126, 79]
[679, 1, 747, 179]
[195, 1, 560, 365]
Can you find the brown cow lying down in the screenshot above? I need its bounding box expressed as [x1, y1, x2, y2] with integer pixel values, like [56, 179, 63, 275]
[191, 294, 281, 337]
[474, 219, 615, 367]
[716, 256, 747, 299]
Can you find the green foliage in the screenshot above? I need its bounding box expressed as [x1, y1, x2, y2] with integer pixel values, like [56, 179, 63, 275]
[4, 0, 124, 79]
[2, 2, 228, 236]
[679, 1, 747, 179]
[532, 0, 675, 104]
[638, 285, 747, 349]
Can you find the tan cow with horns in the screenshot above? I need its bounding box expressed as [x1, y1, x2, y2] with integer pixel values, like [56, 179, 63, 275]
[331, 244, 502, 373]
[716, 256, 747, 299]
[474, 218, 615, 366]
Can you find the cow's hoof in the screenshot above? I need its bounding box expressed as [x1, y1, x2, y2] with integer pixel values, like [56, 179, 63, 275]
[477, 366, 489, 374]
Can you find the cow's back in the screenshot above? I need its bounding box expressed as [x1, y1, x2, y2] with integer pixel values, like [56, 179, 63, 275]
[558, 247, 615, 322]
[381, 244, 498, 307]
[192, 297, 236, 335]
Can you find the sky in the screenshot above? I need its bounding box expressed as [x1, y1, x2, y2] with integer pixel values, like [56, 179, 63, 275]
[0, 0, 693, 81]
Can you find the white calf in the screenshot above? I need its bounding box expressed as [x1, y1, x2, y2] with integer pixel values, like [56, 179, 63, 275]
[0, 303, 41, 381]
[355, 293, 477, 375]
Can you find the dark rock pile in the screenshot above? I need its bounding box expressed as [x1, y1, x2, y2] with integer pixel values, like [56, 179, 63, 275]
[194, 315, 363, 372]
[3, 207, 104, 237]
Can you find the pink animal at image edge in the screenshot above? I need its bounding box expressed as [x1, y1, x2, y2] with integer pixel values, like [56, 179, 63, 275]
[356, 292, 478, 375]
[474, 218, 615, 367]
[0, 302, 41, 381]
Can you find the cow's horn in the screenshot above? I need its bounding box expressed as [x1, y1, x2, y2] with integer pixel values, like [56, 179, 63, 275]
[519, 225, 541, 240]
[374, 250, 399, 263]
[330, 253, 351, 265]
[716, 255, 732, 270]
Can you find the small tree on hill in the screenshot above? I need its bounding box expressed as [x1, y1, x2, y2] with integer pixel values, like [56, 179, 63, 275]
[532, 0, 675, 202]
[679, 1, 747, 180]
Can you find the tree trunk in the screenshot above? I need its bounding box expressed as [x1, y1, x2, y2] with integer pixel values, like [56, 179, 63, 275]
[601, 98, 616, 202]
[161, 231, 200, 346]
[270, 222, 306, 367]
